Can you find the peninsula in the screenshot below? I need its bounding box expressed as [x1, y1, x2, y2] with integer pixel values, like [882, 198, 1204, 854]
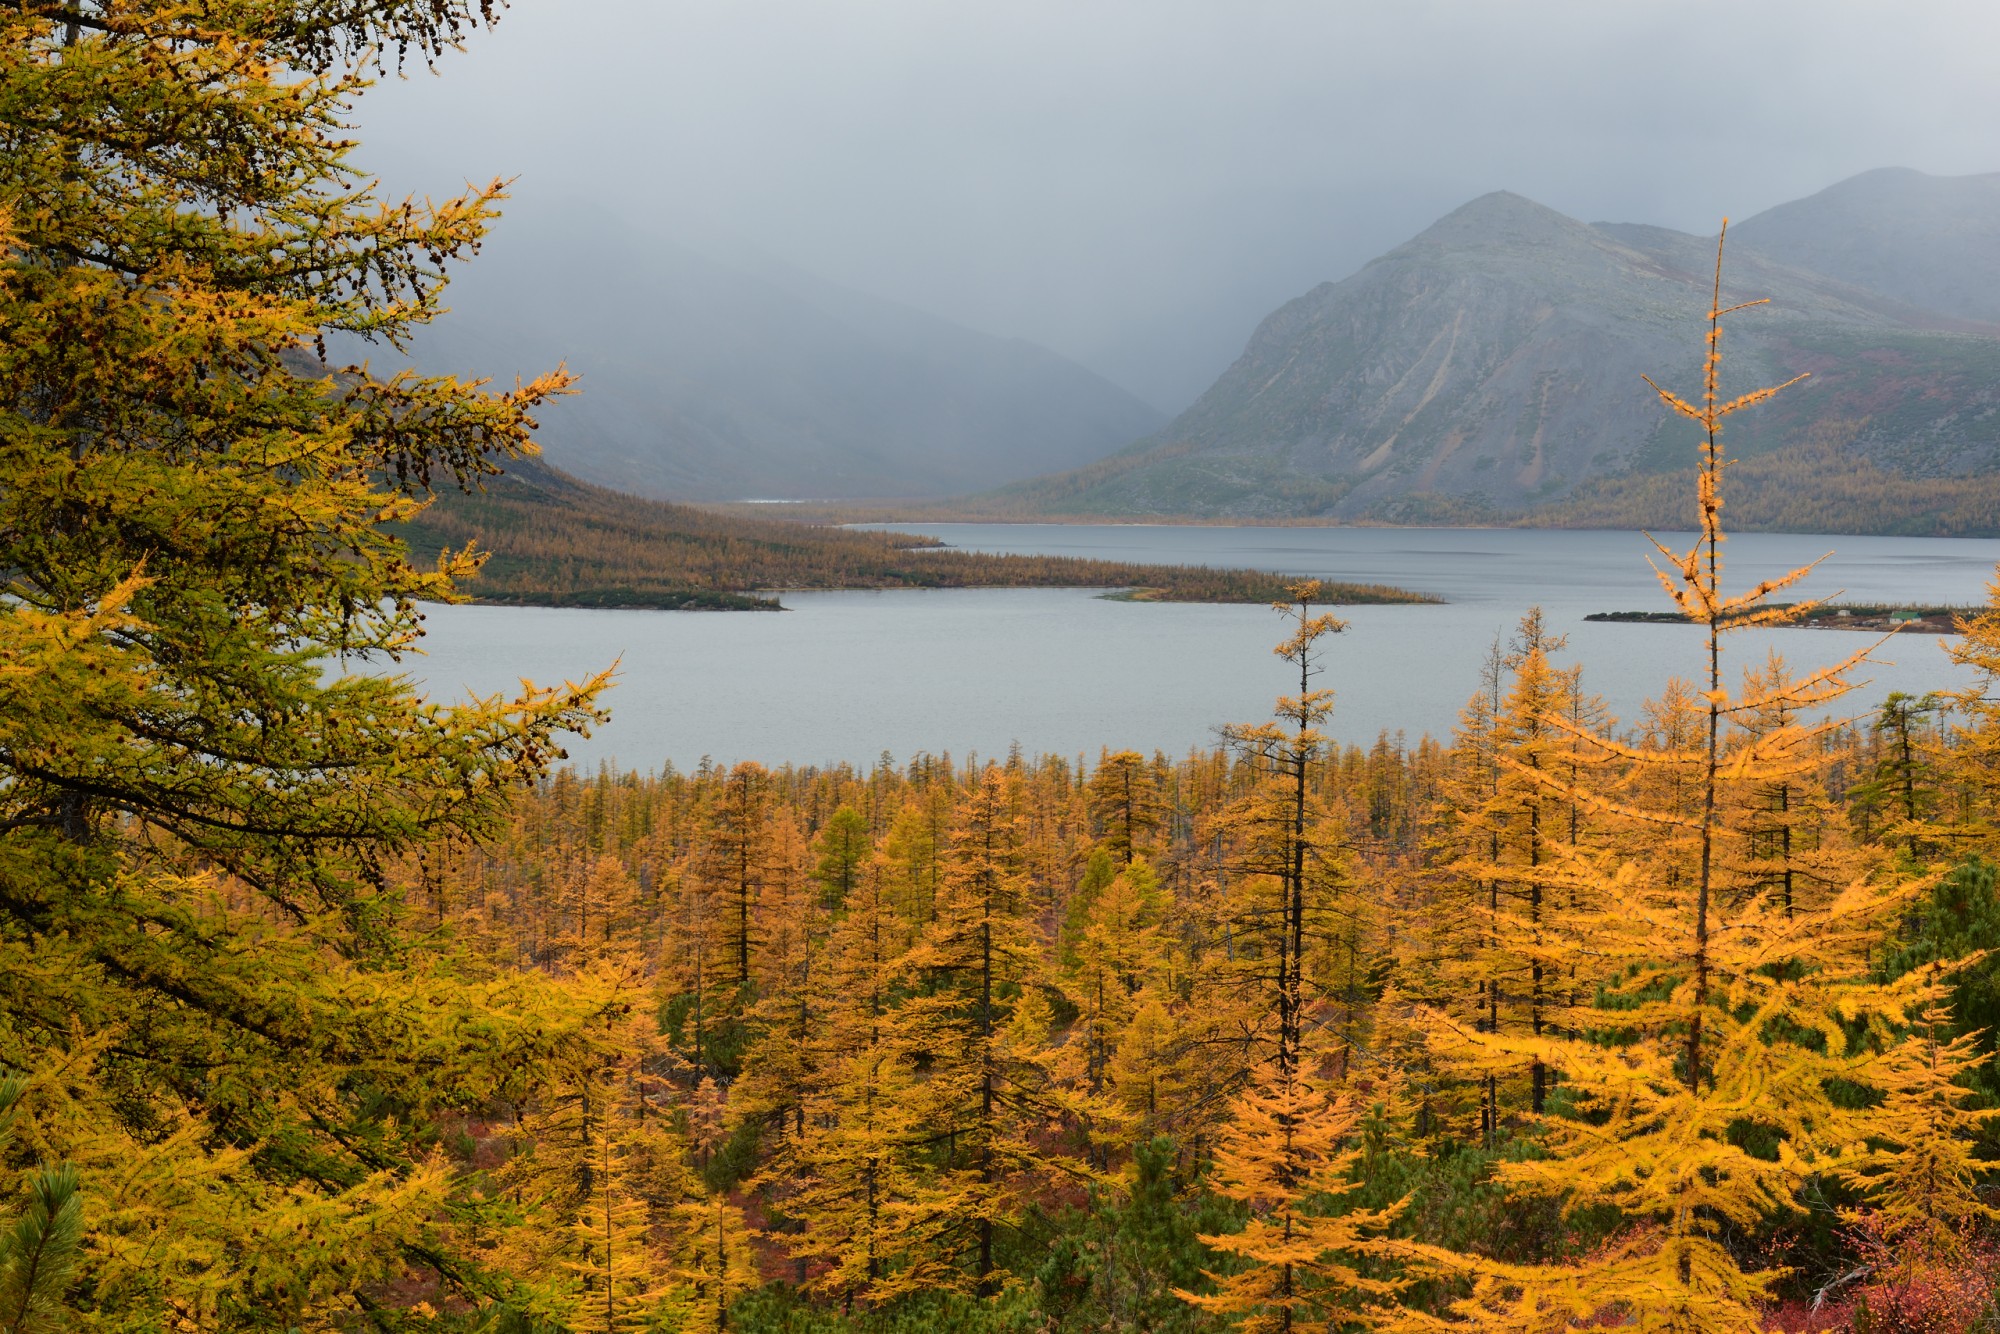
[398, 459, 1434, 609]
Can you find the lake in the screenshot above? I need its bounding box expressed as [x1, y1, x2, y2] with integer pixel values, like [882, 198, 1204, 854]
[401, 526, 2000, 771]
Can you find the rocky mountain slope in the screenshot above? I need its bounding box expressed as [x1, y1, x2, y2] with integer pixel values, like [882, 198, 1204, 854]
[397, 203, 1163, 502]
[988, 173, 2000, 526]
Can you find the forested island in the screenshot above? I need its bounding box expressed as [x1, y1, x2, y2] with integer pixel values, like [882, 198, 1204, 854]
[5, 6, 1999, 1334]
[400, 458, 1431, 609]
[1587, 602, 1979, 633]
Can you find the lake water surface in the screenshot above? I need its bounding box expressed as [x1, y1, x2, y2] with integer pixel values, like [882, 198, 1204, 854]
[404, 526, 2000, 770]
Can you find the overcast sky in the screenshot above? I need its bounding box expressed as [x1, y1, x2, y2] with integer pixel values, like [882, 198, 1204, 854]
[354, 0, 2000, 412]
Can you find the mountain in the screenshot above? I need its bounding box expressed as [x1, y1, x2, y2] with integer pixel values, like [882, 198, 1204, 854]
[395, 203, 1164, 501]
[986, 180, 2000, 526]
[1729, 168, 2000, 325]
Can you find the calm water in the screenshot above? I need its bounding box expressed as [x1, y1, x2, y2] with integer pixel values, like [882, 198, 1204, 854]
[398, 526, 2000, 770]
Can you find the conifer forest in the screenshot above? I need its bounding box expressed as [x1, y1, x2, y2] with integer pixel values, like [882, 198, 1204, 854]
[3, 4, 1999, 1333]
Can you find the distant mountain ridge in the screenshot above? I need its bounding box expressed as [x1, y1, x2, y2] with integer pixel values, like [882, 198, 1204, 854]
[1729, 167, 2000, 326]
[986, 169, 2000, 529]
[403, 203, 1164, 502]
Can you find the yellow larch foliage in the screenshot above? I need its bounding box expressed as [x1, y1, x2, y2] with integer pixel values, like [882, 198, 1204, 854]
[563, 1124, 680, 1333]
[1943, 580, 2000, 851]
[1211, 583, 1357, 1083]
[735, 809, 828, 1145]
[894, 768, 1089, 1293]
[1106, 986, 1201, 1139]
[1056, 854, 1170, 1105]
[1839, 998, 2000, 1260]
[1087, 749, 1167, 865]
[1434, 611, 1603, 1134]
[670, 1190, 760, 1334]
[487, 961, 697, 1330]
[1405, 224, 1939, 1332]
[1179, 1060, 1411, 1333]
[562, 854, 650, 967]
[1723, 651, 1861, 918]
[760, 852, 941, 1306]
[0, 7, 641, 1322]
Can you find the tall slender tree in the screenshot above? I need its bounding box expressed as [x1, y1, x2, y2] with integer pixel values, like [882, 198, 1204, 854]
[1088, 750, 1165, 865]
[1217, 582, 1349, 1080]
[897, 769, 1083, 1293]
[1182, 590, 1422, 1331]
[1435, 612, 1596, 1125]
[767, 853, 948, 1307]
[1943, 573, 2000, 850]
[1838, 998, 2000, 1260]
[1406, 224, 1941, 1332]
[1725, 651, 1856, 918]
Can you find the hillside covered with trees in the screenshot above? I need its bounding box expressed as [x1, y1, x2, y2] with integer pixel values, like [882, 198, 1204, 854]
[399, 458, 1429, 609]
[3, 4, 1998, 1334]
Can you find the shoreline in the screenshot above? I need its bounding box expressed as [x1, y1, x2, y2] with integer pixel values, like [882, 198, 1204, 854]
[1585, 605, 1974, 635]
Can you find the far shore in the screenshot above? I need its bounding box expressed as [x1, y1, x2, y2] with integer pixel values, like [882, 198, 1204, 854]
[1585, 605, 1976, 635]
[713, 501, 2000, 543]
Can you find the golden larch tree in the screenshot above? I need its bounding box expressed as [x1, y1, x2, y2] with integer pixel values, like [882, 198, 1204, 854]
[1181, 1063, 1410, 1333]
[1407, 224, 1945, 1332]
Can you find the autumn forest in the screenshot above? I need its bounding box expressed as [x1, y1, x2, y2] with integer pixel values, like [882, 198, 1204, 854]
[4, 4, 2000, 1334]
[349, 573, 2000, 1332]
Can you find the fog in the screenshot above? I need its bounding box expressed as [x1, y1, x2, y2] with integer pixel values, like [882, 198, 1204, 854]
[352, 0, 2000, 413]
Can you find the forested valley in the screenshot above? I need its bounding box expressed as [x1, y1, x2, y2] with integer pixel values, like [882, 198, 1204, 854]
[5, 3, 2000, 1332]
[368, 627, 2000, 1332]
